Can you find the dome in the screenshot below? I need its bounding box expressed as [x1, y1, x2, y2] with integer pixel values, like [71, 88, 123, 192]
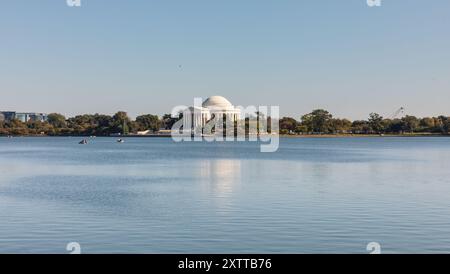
[202, 96, 233, 109]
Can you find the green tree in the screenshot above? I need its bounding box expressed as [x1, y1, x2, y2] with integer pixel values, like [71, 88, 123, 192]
[402, 115, 419, 133]
[438, 116, 450, 134]
[351, 120, 370, 134]
[162, 113, 181, 130]
[112, 111, 131, 135]
[135, 114, 161, 132]
[279, 117, 298, 133]
[381, 119, 393, 132]
[419, 117, 435, 132]
[368, 113, 384, 133]
[67, 114, 111, 136]
[47, 113, 67, 128]
[295, 125, 309, 134]
[8, 119, 29, 135]
[330, 118, 352, 133]
[301, 109, 333, 133]
[91, 114, 113, 135]
[387, 119, 406, 134]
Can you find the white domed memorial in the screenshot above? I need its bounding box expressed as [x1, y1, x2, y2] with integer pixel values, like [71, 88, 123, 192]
[182, 96, 241, 135]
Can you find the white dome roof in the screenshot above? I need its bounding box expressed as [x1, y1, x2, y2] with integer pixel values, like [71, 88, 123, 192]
[202, 96, 233, 109]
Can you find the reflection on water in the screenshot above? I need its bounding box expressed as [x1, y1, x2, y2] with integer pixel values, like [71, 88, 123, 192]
[199, 159, 241, 194]
[0, 137, 450, 253]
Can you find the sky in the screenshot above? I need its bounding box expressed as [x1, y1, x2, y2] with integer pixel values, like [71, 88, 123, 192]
[0, 0, 449, 120]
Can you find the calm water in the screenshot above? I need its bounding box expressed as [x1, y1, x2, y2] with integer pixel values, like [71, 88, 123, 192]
[0, 137, 450, 254]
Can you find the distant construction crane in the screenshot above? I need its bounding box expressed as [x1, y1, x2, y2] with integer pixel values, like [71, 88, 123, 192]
[389, 107, 405, 120]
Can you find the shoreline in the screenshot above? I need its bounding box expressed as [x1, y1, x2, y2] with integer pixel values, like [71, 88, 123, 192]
[280, 133, 450, 138]
[1, 133, 449, 138]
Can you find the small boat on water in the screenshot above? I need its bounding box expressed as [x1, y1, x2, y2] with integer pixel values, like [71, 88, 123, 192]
[117, 138, 125, 143]
[79, 139, 88, 145]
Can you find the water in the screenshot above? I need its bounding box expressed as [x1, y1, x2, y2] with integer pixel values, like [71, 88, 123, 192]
[0, 137, 450, 254]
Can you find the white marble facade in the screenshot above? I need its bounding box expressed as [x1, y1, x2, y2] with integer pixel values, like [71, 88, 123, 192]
[183, 96, 241, 134]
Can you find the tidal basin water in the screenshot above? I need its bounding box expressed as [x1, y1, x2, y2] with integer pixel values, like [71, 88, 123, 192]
[1, 137, 450, 254]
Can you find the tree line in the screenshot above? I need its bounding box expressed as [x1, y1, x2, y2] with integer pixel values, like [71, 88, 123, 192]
[279, 109, 450, 135]
[0, 109, 449, 136]
[0, 111, 178, 136]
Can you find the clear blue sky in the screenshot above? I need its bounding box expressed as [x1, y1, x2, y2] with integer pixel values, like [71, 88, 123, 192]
[1, 0, 449, 119]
